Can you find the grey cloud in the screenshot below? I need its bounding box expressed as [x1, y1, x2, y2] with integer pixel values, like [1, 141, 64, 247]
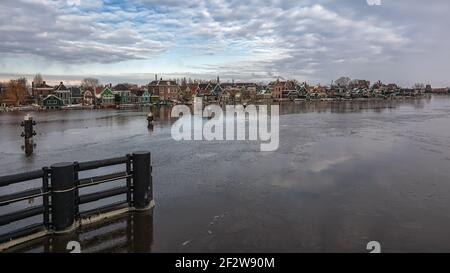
[0, 0, 168, 64]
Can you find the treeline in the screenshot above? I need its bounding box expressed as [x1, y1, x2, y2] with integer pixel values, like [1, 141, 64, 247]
[0, 77, 29, 106]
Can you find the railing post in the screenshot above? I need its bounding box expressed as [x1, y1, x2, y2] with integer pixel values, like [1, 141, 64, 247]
[126, 154, 133, 207]
[132, 151, 152, 210]
[42, 167, 50, 229]
[50, 162, 76, 232]
[73, 162, 80, 218]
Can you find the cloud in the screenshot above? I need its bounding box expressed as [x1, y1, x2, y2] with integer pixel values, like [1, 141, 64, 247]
[367, 0, 382, 6]
[0, 0, 168, 64]
[0, 0, 449, 86]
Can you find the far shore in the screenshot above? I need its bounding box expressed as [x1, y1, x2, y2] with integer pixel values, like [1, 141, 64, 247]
[0, 93, 444, 113]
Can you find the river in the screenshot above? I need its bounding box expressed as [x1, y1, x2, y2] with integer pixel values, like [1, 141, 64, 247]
[1, 96, 450, 252]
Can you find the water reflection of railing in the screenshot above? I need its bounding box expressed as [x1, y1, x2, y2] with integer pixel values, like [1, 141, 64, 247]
[6, 210, 154, 253]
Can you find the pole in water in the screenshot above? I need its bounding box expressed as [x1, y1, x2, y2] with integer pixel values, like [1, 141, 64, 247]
[20, 114, 36, 156]
[147, 112, 154, 127]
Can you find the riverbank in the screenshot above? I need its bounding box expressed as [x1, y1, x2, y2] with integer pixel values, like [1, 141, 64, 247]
[1, 93, 440, 113]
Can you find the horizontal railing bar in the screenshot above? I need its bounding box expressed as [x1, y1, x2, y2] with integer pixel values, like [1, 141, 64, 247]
[0, 188, 50, 207]
[79, 187, 129, 205]
[77, 156, 129, 171]
[80, 201, 129, 218]
[0, 170, 44, 188]
[77, 172, 130, 188]
[0, 223, 46, 245]
[0, 206, 45, 226]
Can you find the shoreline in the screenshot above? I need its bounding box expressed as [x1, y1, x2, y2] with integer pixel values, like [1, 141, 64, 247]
[0, 93, 445, 113]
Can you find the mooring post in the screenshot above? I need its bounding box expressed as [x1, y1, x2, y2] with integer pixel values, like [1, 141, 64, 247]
[132, 151, 152, 210]
[51, 162, 76, 232]
[147, 112, 154, 126]
[20, 114, 36, 156]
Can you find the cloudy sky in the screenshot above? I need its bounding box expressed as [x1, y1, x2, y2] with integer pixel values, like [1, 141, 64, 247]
[0, 0, 449, 86]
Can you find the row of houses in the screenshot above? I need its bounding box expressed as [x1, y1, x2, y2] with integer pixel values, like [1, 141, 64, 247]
[4, 76, 448, 109]
[32, 82, 154, 109]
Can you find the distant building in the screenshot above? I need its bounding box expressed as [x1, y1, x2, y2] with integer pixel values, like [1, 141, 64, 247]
[69, 87, 83, 105]
[139, 90, 152, 105]
[432, 88, 449, 94]
[82, 89, 94, 105]
[54, 82, 71, 105]
[269, 80, 284, 99]
[32, 81, 54, 102]
[148, 77, 178, 101]
[97, 87, 115, 107]
[42, 94, 63, 109]
[112, 83, 132, 104]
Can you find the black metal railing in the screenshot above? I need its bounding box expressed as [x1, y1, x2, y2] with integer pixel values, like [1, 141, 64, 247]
[0, 151, 153, 250]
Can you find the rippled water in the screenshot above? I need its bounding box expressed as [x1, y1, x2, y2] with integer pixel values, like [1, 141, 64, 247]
[2, 96, 450, 252]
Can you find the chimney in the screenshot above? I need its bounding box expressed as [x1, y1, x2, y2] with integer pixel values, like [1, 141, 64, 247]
[43, 81, 46, 85]
[155, 74, 157, 81]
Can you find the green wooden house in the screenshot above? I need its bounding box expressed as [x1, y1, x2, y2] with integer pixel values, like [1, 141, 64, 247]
[99, 88, 115, 107]
[42, 94, 63, 109]
[139, 90, 151, 105]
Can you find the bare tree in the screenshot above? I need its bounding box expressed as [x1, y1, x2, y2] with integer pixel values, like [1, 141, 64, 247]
[3, 80, 28, 106]
[18, 77, 28, 88]
[33, 74, 43, 85]
[335, 77, 351, 87]
[81, 78, 100, 88]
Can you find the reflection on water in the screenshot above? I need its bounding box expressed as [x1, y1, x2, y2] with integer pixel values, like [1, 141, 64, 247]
[2, 96, 450, 253]
[5, 210, 153, 253]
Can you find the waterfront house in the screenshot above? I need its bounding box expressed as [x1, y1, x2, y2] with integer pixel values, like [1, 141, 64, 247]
[148, 77, 178, 101]
[197, 81, 221, 101]
[42, 94, 63, 109]
[82, 89, 94, 105]
[257, 88, 272, 100]
[189, 83, 200, 96]
[197, 82, 213, 97]
[69, 87, 83, 105]
[219, 90, 232, 104]
[32, 81, 54, 103]
[139, 90, 152, 105]
[210, 83, 223, 100]
[432, 88, 449, 94]
[97, 87, 115, 107]
[112, 83, 132, 104]
[269, 80, 285, 99]
[54, 82, 71, 105]
[178, 85, 194, 102]
[130, 85, 145, 97]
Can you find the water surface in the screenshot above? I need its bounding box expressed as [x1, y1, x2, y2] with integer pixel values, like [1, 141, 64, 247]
[1, 96, 450, 252]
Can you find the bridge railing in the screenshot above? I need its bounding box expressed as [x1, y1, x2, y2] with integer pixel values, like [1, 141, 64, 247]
[0, 151, 153, 251]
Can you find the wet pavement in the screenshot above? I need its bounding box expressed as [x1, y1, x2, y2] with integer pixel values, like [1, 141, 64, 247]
[2, 96, 450, 252]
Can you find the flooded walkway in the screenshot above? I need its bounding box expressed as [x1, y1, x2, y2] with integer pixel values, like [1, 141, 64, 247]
[2, 96, 450, 252]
